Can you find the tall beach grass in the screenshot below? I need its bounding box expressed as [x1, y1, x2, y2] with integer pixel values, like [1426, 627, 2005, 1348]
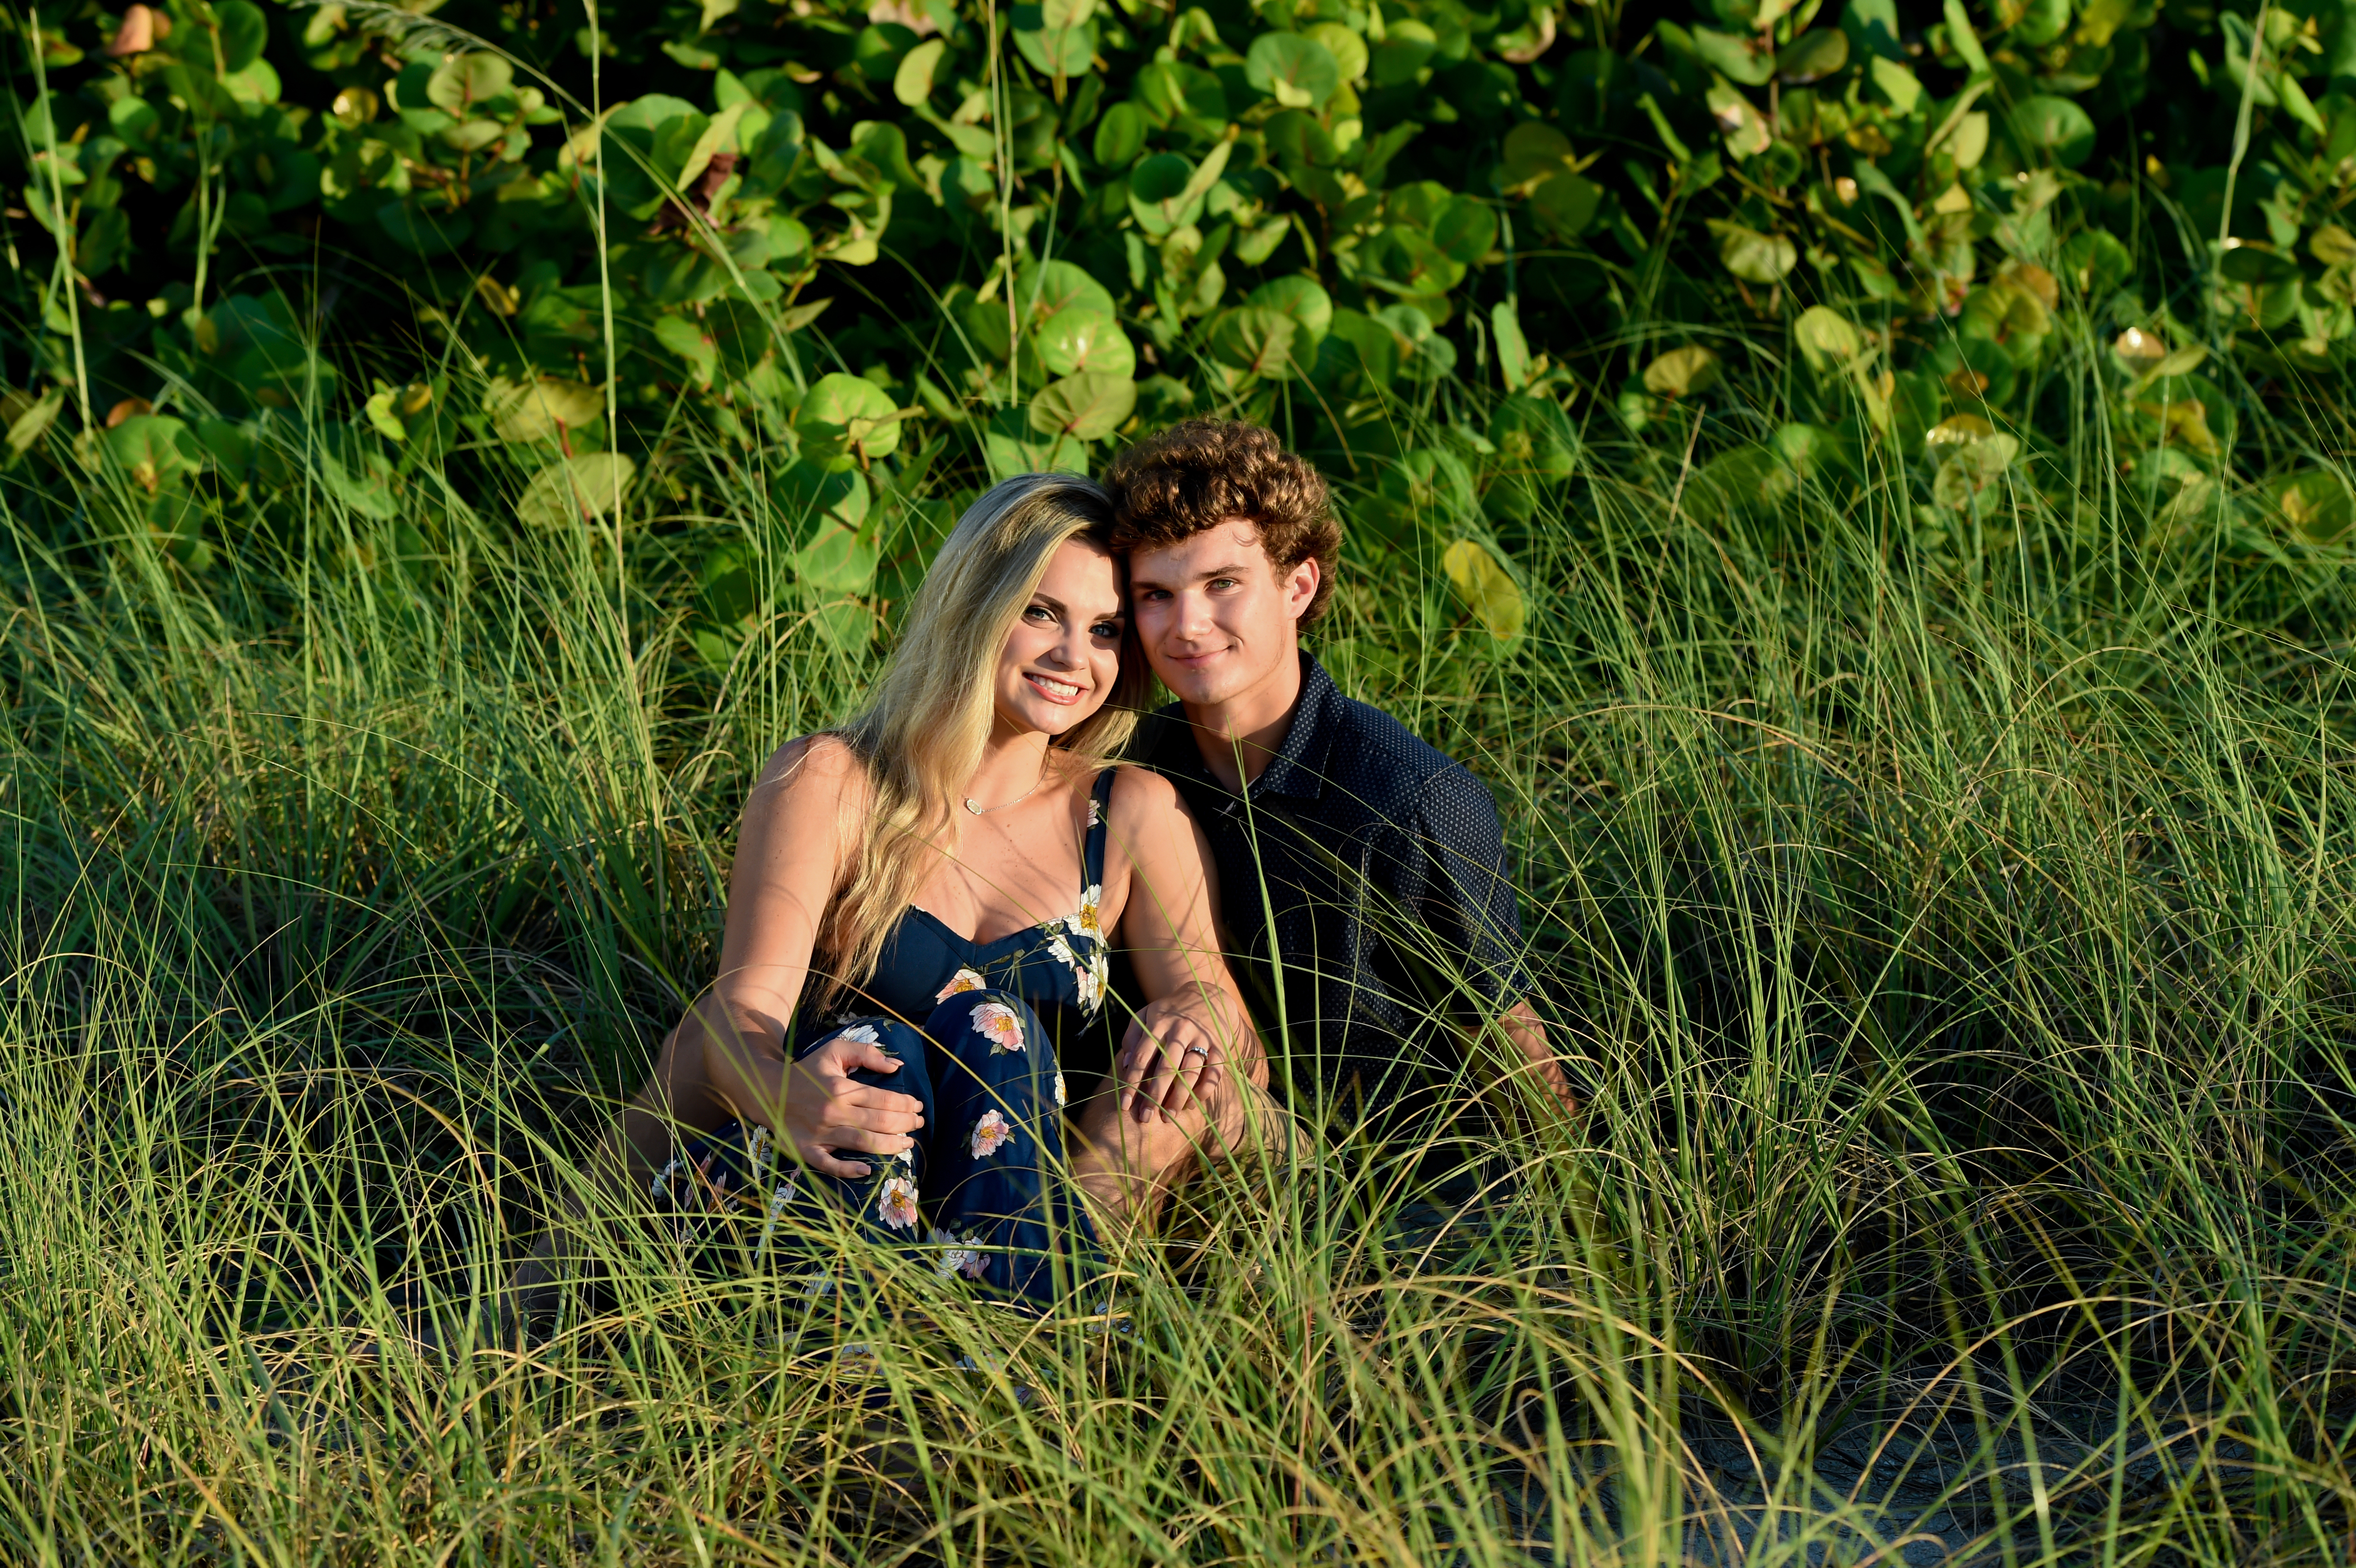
[3, 278, 2356, 1565]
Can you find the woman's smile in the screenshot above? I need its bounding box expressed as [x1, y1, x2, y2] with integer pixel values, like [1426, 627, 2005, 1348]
[1025, 671, 1087, 704]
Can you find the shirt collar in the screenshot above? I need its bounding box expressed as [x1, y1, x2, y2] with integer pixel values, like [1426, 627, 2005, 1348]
[1149, 651, 1340, 804]
[1249, 651, 1341, 801]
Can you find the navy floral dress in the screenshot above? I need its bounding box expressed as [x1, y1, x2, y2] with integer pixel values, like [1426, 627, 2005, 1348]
[655, 770, 1118, 1308]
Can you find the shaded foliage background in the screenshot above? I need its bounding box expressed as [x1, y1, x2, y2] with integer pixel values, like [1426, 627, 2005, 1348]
[4, 0, 2356, 666]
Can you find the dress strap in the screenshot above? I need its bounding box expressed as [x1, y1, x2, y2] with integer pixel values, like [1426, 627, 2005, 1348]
[1083, 768, 1116, 893]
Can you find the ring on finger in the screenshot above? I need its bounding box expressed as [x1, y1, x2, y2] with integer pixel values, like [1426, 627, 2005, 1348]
[1182, 1045, 1211, 1061]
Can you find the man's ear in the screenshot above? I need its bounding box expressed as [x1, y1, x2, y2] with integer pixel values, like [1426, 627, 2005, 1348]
[1284, 555, 1321, 623]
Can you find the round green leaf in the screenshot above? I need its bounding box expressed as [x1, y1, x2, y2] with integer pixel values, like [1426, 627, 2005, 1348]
[1029, 373, 1137, 441]
[215, 0, 268, 73]
[1265, 109, 1338, 168]
[773, 460, 872, 538]
[1433, 198, 1498, 267]
[427, 52, 514, 112]
[1443, 538, 1524, 642]
[1128, 152, 1201, 235]
[105, 414, 200, 484]
[1016, 259, 1117, 323]
[798, 372, 904, 463]
[1132, 60, 1226, 124]
[2221, 244, 2302, 285]
[1642, 345, 1721, 399]
[1210, 307, 1309, 380]
[2311, 225, 2356, 267]
[517, 452, 636, 528]
[798, 516, 882, 592]
[1688, 24, 1774, 85]
[1370, 21, 1437, 86]
[1775, 28, 1848, 83]
[1247, 276, 1333, 344]
[1794, 306, 1862, 372]
[893, 38, 946, 106]
[1527, 171, 1600, 239]
[853, 23, 919, 83]
[2012, 0, 2071, 46]
[1708, 219, 1797, 283]
[1246, 33, 1341, 109]
[1325, 307, 1398, 388]
[1036, 307, 1136, 377]
[2274, 469, 2355, 545]
[1303, 21, 1368, 82]
[1014, 20, 1097, 78]
[1361, 226, 1466, 296]
[1502, 121, 1572, 185]
[1093, 101, 1146, 167]
[442, 118, 506, 153]
[485, 376, 606, 442]
[2009, 95, 2096, 169]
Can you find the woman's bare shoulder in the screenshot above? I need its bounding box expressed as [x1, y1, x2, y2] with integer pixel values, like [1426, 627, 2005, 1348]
[748, 734, 871, 815]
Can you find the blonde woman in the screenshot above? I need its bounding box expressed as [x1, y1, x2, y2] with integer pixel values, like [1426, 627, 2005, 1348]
[614, 471, 1260, 1305]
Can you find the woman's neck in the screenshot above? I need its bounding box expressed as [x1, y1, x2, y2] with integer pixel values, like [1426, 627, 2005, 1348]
[962, 727, 1055, 811]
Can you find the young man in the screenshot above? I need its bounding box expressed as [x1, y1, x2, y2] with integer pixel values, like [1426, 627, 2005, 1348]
[1098, 419, 1571, 1164]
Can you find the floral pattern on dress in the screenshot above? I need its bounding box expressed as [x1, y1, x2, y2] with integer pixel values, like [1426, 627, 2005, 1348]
[1054, 1071, 1067, 1107]
[970, 1108, 1013, 1158]
[1038, 882, 1109, 1014]
[935, 968, 986, 1002]
[972, 1001, 1025, 1054]
[877, 1174, 921, 1230]
[836, 1023, 883, 1045]
[931, 1227, 989, 1280]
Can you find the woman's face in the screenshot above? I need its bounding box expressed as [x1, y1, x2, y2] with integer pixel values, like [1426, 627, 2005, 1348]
[993, 536, 1125, 739]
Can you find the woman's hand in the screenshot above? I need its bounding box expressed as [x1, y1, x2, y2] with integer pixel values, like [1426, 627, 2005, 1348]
[1118, 989, 1254, 1124]
[779, 1031, 927, 1178]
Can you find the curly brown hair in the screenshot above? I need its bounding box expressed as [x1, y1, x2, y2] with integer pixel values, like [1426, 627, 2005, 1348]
[1103, 420, 1343, 626]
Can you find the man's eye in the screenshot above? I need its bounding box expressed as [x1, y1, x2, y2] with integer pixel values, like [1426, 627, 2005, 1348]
[1211, 577, 1239, 590]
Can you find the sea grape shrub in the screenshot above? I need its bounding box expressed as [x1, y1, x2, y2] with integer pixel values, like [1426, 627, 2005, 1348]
[3, 0, 2354, 642]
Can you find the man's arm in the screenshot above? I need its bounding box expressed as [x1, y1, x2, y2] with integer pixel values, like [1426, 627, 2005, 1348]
[1402, 767, 1578, 1115]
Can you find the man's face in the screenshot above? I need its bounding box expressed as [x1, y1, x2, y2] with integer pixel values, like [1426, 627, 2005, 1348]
[1128, 519, 1320, 709]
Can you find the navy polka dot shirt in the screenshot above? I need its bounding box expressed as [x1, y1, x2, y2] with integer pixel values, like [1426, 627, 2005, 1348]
[1134, 653, 1532, 1121]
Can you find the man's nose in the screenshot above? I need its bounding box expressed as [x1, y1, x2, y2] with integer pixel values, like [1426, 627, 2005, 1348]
[1175, 588, 1214, 636]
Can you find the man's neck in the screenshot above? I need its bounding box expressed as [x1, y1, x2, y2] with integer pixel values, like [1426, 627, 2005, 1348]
[1181, 648, 1304, 793]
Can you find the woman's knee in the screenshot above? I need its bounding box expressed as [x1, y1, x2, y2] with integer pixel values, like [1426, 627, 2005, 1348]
[802, 1017, 932, 1094]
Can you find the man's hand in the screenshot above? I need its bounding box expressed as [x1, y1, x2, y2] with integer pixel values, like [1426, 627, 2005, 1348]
[1500, 998, 1578, 1116]
[1117, 991, 1253, 1123]
[777, 1030, 927, 1177]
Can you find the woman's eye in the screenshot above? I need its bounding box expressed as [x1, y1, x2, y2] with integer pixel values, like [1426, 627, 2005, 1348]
[1024, 605, 1053, 622]
[1091, 622, 1121, 639]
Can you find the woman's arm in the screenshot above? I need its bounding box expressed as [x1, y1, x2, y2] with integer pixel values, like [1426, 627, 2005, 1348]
[1102, 767, 1266, 1123]
[616, 736, 926, 1182]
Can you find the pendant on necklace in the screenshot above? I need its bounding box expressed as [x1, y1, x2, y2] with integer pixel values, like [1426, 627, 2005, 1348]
[964, 798, 983, 815]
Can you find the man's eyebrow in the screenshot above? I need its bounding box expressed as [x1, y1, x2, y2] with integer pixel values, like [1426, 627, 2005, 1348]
[1132, 560, 1253, 587]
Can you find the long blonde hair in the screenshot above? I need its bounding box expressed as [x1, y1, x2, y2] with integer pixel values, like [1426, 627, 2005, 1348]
[812, 471, 1148, 1010]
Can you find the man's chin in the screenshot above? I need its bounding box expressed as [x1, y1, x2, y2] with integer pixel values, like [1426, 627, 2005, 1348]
[1147, 653, 1223, 698]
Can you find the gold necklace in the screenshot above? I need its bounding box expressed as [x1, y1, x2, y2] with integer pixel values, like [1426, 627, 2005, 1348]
[964, 756, 1049, 816]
